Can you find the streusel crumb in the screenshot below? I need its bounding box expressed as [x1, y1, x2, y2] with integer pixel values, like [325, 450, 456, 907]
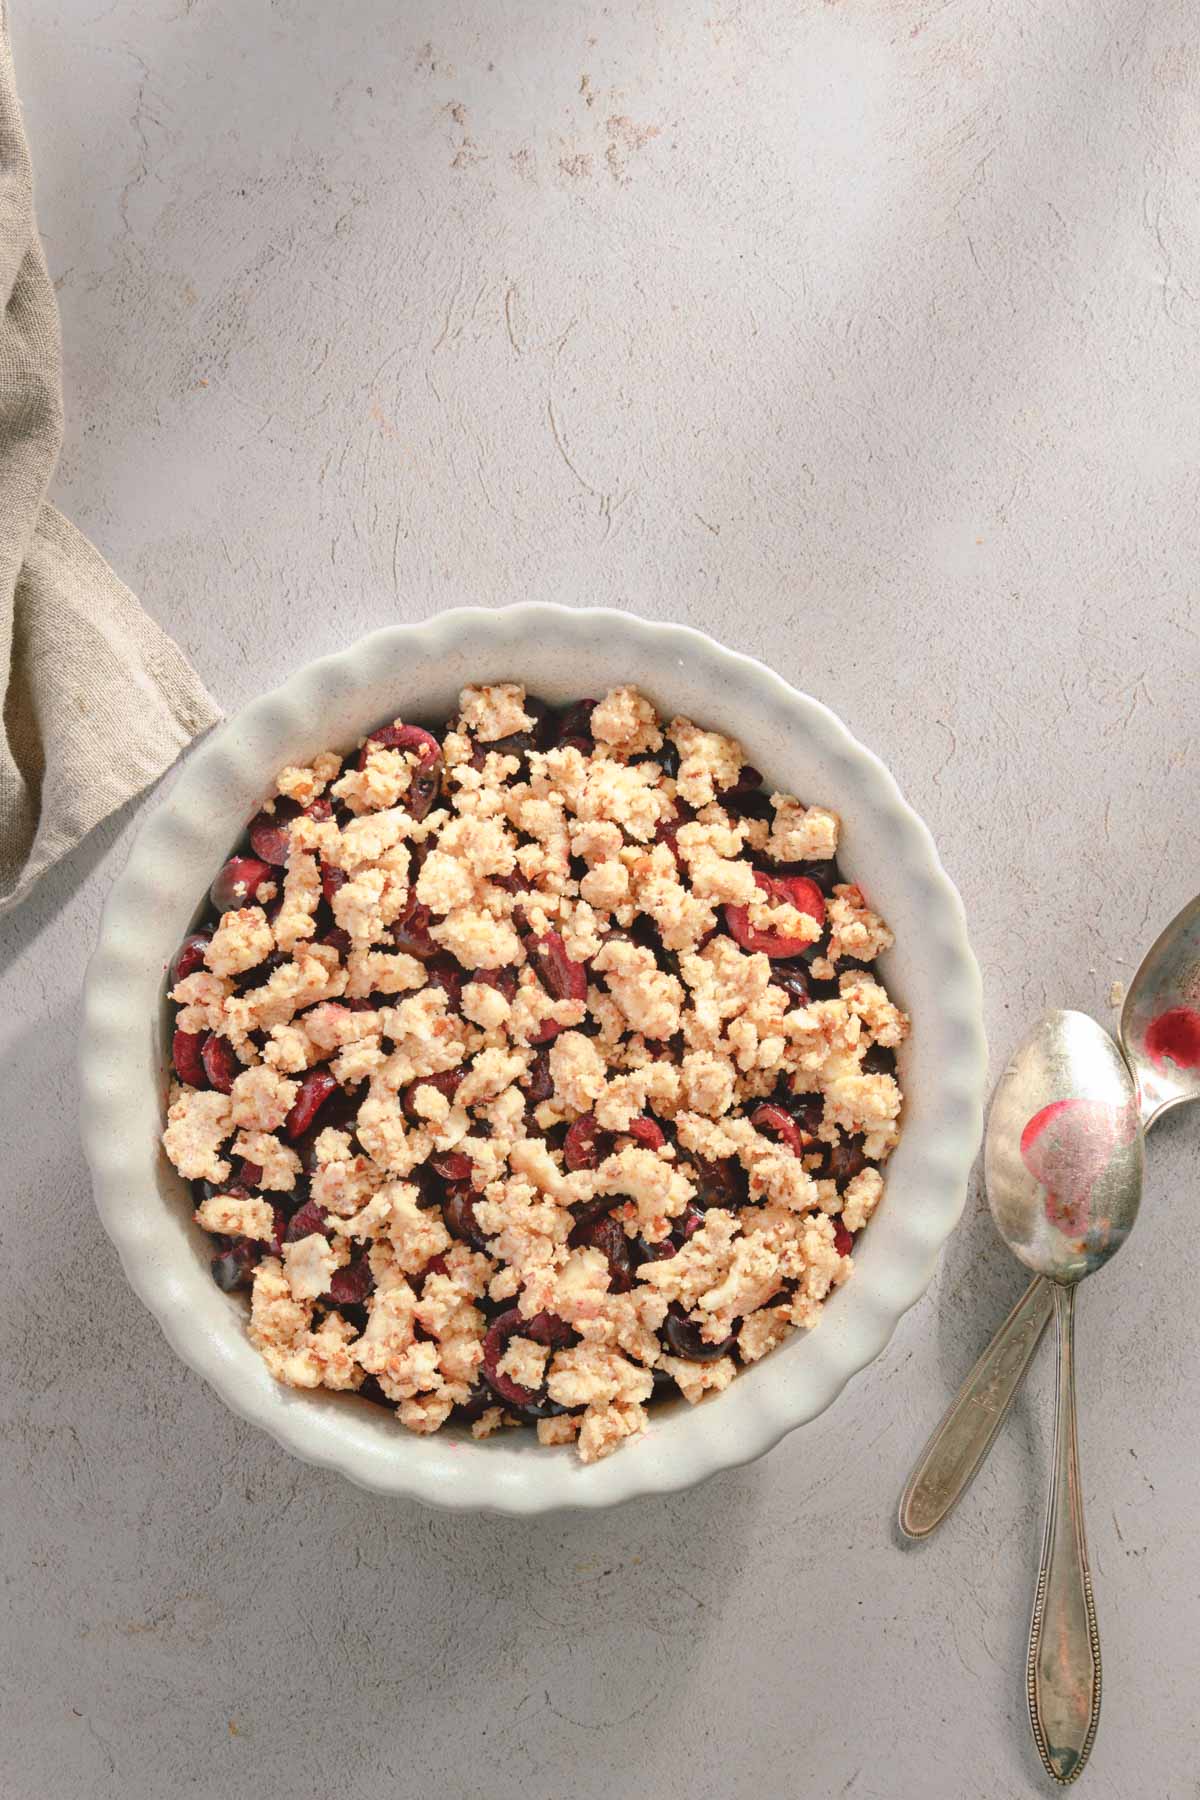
[164, 682, 906, 1463]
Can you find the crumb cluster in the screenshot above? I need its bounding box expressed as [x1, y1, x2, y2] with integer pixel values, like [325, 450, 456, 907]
[163, 683, 907, 1462]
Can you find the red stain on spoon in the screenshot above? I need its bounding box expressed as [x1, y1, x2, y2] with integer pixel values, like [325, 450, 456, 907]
[1143, 1006, 1200, 1073]
[1020, 1097, 1138, 1237]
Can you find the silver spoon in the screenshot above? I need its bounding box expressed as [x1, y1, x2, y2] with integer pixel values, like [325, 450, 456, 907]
[987, 1009, 1142, 1783]
[899, 893, 1200, 1539]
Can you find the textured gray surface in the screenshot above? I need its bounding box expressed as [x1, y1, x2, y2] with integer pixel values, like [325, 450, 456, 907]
[4, 2, 1200, 1795]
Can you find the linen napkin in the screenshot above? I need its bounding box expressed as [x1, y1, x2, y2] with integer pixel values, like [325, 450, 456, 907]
[0, 8, 221, 919]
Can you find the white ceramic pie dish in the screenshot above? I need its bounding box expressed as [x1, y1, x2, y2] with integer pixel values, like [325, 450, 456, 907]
[80, 603, 986, 1514]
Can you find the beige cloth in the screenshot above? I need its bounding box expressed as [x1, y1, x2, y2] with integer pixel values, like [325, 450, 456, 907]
[0, 9, 220, 918]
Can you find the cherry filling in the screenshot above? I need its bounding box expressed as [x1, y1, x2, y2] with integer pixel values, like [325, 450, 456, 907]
[210, 1237, 259, 1292]
[358, 722, 441, 768]
[724, 870, 826, 958]
[284, 1069, 338, 1139]
[330, 1256, 373, 1306]
[627, 1116, 666, 1151]
[201, 1034, 240, 1094]
[468, 964, 519, 1002]
[283, 1198, 327, 1242]
[359, 724, 443, 821]
[172, 1028, 208, 1087]
[825, 1139, 870, 1184]
[170, 931, 212, 984]
[570, 1212, 634, 1293]
[553, 698, 597, 750]
[750, 1103, 811, 1159]
[401, 1066, 464, 1124]
[772, 965, 811, 1010]
[481, 1307, 549, 1406]
[524, 930, 588, 1045]
[521, 1048, 554, 1106]
[248, 797, 301, 866]
[430, 1150, 473, 1183]
[424, 959, 463, 1010]
[320, 862, 347, 904]
[689, 1154, 746, 1210]
[391, 893, 439, 960]
[563, 1112, 610, 1171]
[662, 1303, 734, 1362]
[442, 1184, 488, 1248]
[210, 856, 274, 913]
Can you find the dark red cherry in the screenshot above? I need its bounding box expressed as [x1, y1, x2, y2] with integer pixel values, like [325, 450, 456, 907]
[210, 856, 274, 914]
[200, 1034, 239, 1094]
[172, 1028, 208, 1087]
[724, 871, 826, 958]
[170, 931, 212, 985]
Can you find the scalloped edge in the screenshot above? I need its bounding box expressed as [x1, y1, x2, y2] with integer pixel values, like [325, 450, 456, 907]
[80, 604, 986, 1514]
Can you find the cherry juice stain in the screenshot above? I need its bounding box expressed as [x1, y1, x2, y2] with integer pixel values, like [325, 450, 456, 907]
[1019, 1097, 1138, 1238]
[1143, 1006, 1200, 1073]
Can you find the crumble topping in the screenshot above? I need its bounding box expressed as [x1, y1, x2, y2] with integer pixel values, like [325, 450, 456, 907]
[205, 906, 274, 978]
[195, 1193, 275, 1240]
[164, 682, 906, 1463]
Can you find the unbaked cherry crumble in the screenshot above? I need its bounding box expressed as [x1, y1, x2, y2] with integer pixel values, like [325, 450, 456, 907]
[162, 684, 907, 1462]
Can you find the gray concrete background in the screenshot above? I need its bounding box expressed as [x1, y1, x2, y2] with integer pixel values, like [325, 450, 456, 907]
[4, 1, 1199, 1795]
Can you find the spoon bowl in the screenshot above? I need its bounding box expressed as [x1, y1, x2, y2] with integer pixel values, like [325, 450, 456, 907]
[986, 1009, 1144, 1286]
[1120, 893, 1200, 1128]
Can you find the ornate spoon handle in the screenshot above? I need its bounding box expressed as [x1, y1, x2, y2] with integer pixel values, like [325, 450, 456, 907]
[1027, 1282, 1101, 1785]
[898, 1276, 1054, 1539]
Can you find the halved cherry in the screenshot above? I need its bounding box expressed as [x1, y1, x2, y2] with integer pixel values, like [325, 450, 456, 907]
[772, 965, 811, 1009]
[572, 1213, 633, 1293]
[563, 1113, 611, 1172]
[833, 1220, 854, 1258]
[330, 1257, 373, 1305]
[554, 698, 597, 747]
[826, 1139, 869, 1184]
[209, 1239, 259, 1291]
[210, 855, 274, 914]
[239, 1159, 264, 1187]
[284, 1069, 338, 1139]
[663, 1303, 734, 1361]
[358, 721, 441, 770]
[521, 1049, 554, 1106]
[391, 894, 439, 961]
[320, 926, 352, 957]
[201, 1034, 239, 1094]
[284, 1198, 327, 1243]
[750, 1102, 810, 1159]
[170, 931, 212, 985]
[247, 797, 301, 866]
[401, 1065, 464, 1124]
[724, 870, 826, 957]
[525, 931, 587, 1044]
[524, 1310, 573, 1347]
[320, 862, 347, 904]
[172, 1028, 209, 1087]
[467, 964, 519, 1002]
[689, 1154, 745, 1210]
[407, 762, 442, 821]
[627, 1116, 666, 1151]
[525, 931, 587, 1003]
[431, 1150, 473, 1183]
[442, 1185, 488, 1248]
[481, 1308, 546, 1406]
[425, 959, 462, 1010]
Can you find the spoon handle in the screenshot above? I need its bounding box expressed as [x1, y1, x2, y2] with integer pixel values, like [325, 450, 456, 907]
[898, 1276, 1054, 1539]
[1028, 1283, 1101, 1785]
